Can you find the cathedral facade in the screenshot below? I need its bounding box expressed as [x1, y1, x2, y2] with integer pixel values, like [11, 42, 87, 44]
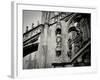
[23, 11, 91, 69]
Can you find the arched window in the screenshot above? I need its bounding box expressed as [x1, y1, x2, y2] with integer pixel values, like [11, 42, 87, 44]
[56, 28, 61, 35]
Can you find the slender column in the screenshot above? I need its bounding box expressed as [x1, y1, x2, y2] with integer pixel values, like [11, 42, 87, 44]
[42, 23, 49, 68]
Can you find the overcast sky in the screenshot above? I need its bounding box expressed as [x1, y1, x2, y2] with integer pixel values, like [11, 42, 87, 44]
[23, 10, 42, 33]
